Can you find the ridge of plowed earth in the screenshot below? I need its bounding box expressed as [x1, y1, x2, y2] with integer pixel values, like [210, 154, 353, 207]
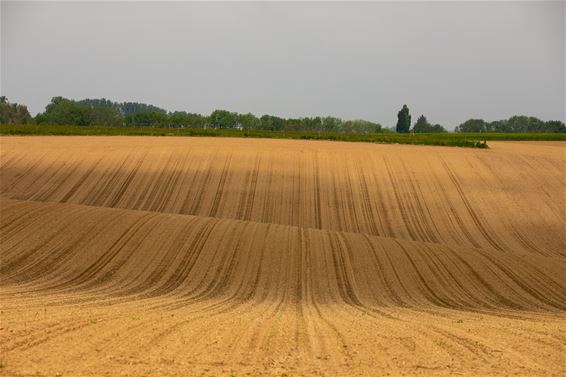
[1, 137, 565, 377]
[1, 137, 564, 256]
[1, 199, 565, 377]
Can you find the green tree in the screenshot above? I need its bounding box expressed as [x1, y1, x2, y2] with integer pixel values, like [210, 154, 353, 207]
[456, 116, 564, 133]
[118, 102, 166, 117]
[208, 110, 240, 129]
[321, 117, 342, 133]
[396, 105, 411, 133]
[125, 111, 168, 127]
[429, 124, 447, 133]
[544, 120, 566, 133]
[282, 118, 303, 132]
[412, 115, 446, 133]
[169, 111, 206, 128]
[505, 116, 544, 132]
[259, 115, 284, 131]
[412, 115, 429, 133]
[35, 97, 90, 125]
[239, 113, 260, 130]
[0, 97, 32, 124]
[343, 119, 382, 134]
[455, 119, 487, 133]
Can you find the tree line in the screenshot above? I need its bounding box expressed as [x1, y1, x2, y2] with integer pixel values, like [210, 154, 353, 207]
[1, 96, 564, 133]
[32, 97, 384, 134]
[395, 104, 565, 134]
[454, 116, 566, 133]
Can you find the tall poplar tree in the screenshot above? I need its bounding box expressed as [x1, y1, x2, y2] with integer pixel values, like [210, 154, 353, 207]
[396, 104, 411, 133]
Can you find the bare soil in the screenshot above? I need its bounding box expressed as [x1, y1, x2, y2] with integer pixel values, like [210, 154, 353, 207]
[1, 137, 564, 377]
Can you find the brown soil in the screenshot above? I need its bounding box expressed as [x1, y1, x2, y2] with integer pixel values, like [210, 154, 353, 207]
[0, 137, 564, 377]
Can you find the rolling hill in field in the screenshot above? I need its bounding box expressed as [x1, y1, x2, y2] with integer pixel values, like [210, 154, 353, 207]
[0, 136, 565, 377]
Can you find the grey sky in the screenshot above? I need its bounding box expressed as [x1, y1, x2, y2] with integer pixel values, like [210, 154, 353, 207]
[1, 1, 564, 129]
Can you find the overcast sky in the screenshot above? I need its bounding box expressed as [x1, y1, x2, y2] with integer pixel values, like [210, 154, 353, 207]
[1, 1, 564, 129]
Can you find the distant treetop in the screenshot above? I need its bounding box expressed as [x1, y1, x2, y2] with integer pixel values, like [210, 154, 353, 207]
[455, 116, 565, 133]
[412, 114, 447, 133]
[0, 97, 32, 125]
[396, 104, 411, 133]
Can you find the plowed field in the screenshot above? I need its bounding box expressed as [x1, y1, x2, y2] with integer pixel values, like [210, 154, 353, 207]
[1, 137, 564, 377]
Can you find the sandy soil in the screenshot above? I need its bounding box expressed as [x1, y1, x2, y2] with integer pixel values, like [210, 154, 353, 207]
[0, 137, 565, 377]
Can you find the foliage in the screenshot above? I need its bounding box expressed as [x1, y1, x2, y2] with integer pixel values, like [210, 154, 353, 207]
[0, 97, 32, 124]
[455, 116, 565, 133]
[209, 110, 241, 129]
[169, 111, 206, 128]
[259, 114, 285, 131]
[78, 98, 166, 116]
[117, 102, 166, 117]
[0, 124, 508, 148]
[396, 105, 411, 133]
[455, 119, 486, 133]
[412, 115, 446, 133]
[343, 119, 383, 134]
[125, 112, 168, 127]
[35, 97, 91, 125]
[31, 96, 383, 134]
[238, 113, 260, 130]
[36, 97, 170, 126]
[14, 96, 566, 135]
